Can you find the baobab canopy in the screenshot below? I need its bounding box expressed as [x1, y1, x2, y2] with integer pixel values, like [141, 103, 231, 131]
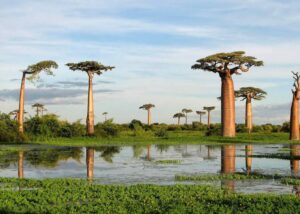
[139, 104, 155, 110]
[191, 51, 263, 75]
[66, 61, 115, 75]
[25, 60, 58, 81]
[235, 87, 267, 101]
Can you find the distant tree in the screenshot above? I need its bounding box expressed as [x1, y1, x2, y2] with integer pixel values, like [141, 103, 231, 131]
[31, 103, 45, 117]
[235, 87, 267, 133]
[192, 51, 263, 137]
[18, 61, 58, 133]
[182, 108, 193, 124]
[203, 106, 215, 128]
[66, 61, 114, 136]
[290, 72, 300, 140]
[173, 112, 185, 125]
[9, 110, 27, 121]
[139, 104, 155, 125]
[196, 111, 206, 124]
[102, 112, 108, 122]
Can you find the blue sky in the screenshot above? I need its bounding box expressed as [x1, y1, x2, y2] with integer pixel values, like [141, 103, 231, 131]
[1, 0, 300, 124]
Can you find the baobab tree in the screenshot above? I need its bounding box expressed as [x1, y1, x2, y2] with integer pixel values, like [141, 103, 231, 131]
[182, 108, 192, 124]
[290, 72, 300, 140]
[235, 87, 267, 133]
[66, 61, 115, 136]
[196, 111, 206, 124]
[18, 61, 58, 133]
[192, 51, 263, 137]
[31, 103, 45, 117]
[203, 106, 215, 128]
[9, 110, 27, 121]
[139, 104, 155, 125]
[173, 112, 185, 125]
[102, 112, 108, 122]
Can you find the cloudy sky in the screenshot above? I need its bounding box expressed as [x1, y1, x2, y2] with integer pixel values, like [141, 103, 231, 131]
[0, 0, 300, 124]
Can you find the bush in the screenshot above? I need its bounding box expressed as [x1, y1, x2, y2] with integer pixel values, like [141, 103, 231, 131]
[154, 129, 169, 139]
[236, 124, 248, 133]
[0, 113, 26, 143]
[205, 124, 221, 136]
[129, 119, 143, 130]
[95, 119, 120, 138]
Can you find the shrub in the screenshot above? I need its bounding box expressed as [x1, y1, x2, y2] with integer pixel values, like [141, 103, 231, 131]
[95, 119, 120, 138]
[154, 129, 169, 139]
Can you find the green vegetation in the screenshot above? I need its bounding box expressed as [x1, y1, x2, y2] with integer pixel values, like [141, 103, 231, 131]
[175, 173, 284, 181]
[0, 112, 299, 146]
[155, 159, 182, 164]
[0, 178, 300, 213]
[281, 178, 300, 186]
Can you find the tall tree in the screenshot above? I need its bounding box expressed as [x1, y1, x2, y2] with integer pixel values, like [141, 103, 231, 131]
[182, 108, 193, 124]
[235, 87, 267, 133]
[192, 51, 263, 137]
[18, 61, 58, 133]
[102, 112, 108, 122]
[9, 110, 27, 121]
[196, 111, 206, 124]
[173, 112, 185, 125]
[290, 72, 300, 140]
[139, 104, 155, 125]
[31, 103, 45, 117]
[203, 106, 215, 128]
[66, 61, 114, 136]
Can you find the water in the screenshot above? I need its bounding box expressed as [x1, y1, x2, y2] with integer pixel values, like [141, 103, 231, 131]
[0, 144, 299, 195]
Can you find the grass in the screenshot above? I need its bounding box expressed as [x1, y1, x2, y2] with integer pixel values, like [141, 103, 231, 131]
[0, 178, 300, 213]
[8, 131, 297, 147]
[175, 173, 278, 181]
[281, 178, 300, 185]
[155, 159, 182, 164]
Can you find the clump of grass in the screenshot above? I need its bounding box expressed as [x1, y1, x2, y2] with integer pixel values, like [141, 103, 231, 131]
[281, 178, 300, 186]
[155, 159, 182, 164]
[175, 172, 277, 181]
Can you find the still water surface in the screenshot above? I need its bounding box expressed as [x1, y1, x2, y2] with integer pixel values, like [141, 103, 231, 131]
[0, 144, 299, 195]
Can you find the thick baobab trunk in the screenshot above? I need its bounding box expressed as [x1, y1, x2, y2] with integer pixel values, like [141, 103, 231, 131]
[18, 73, 26, 133]
[245, 145, 252, 175]
[290, 145, 300, 176]
[185, 114, 188, 124]
[86, 148, 94, 179]
[221, 145, 236, 174]
[245, 98, 253, 133]
[290, 96, 299, 140]
[147, 109, 151, 125]
[18, 151, 24, 178]
[177, 117, 180, 125]
[87, 72, 95, 135]
[221, 145, 236, 191]
[199, 114, 202, 124]
[221, 75, 236, 137]
[207, 111, 211, 128]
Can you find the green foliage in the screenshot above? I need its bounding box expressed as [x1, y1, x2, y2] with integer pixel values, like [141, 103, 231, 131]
[129, 119, 143, 130]
[205, 124, 221, 136]
[0, 178, 300, 213]
[281, 178, 300, 185]
[0, 113, 27, 143]
[155, 159, 182, 164]
[95, 119, 120, 138]
[154, 129, 169, 139]
[66, 61, 115, 75]
[26, 60, 58, 82]
[175, 173, 277, 181]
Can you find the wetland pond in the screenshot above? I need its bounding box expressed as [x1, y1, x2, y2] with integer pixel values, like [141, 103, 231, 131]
[1, 144, 299, 195]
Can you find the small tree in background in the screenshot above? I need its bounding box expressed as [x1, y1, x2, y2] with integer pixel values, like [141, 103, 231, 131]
[203, 106, 215, 128]
[196, 111, 206, 124]
[102, 112, 108, 122]
[173, 112, 185, 125]
[235, 87, 267, 133]
[139, 104, 155, 125]
[66, 61, 114, 136]
[32, 103, 46, 117]
[182, 108, 193, 124]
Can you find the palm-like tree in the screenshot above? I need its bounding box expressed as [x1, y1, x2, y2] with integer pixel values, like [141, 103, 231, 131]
[203, 106, 215, 128]
[192, 51, 263, 137]
[18, 61, 58, 133]
[173, 112, 185, 125]
[196, 111, 206, 124]
[66, 61, 115, 136]
[235, 87, 267, 133]
[290, 72, 300, 140]
[139, 104, 155, 125]
[102, 112, 108, 122]
[31, 103, 45, 117]
[182, 108, 192, 124]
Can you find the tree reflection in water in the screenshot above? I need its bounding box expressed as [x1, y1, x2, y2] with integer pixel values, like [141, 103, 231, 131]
[245, 145, 253, 175]
[86, 148, 94, 180]
[221, 145, 236, 191]
[18, 151, 24, 178]
[290, 144, 300, 196]
[95, 146, 121, 163]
